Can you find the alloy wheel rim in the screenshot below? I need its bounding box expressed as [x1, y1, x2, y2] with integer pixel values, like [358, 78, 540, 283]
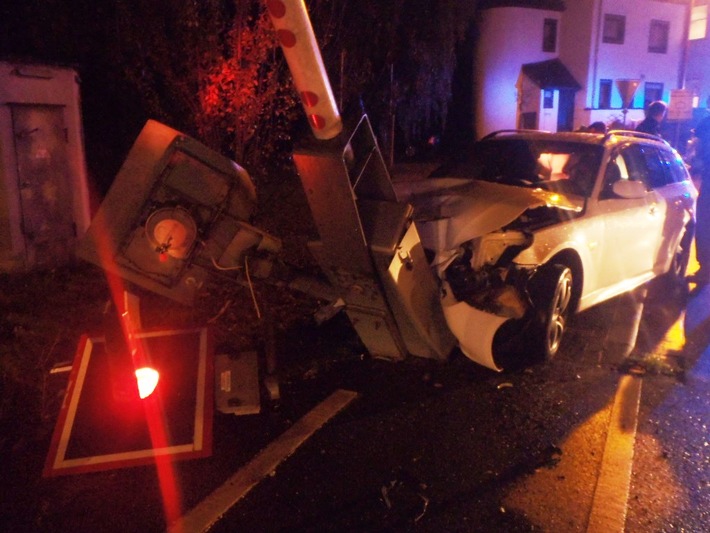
[547, 270, 572, 354]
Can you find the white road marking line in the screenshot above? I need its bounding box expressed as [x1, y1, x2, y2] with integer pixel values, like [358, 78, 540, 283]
[586, 374, 642, 533]
[167, 388, 358, 533]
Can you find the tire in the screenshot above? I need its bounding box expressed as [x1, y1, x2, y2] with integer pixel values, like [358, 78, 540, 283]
[529, 264, 574, 361]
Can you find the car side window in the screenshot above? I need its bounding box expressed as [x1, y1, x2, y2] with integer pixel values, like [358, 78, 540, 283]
[621, 144, 654, 187]
[636, 145, 668, 188]
[601, 145, 650, 198]
[658, 148, 689, 183]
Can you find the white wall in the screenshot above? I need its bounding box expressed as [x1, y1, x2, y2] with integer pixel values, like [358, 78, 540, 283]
[593, 0, 686, 109]
[559, 0, 596, 111]
[475, 7, 561, 138]
[562, 0, 687, 129]
[686, 1, 710, 109]
[476, 1, 688, 134]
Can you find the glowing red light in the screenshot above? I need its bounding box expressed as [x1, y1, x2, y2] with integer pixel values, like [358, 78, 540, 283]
[135, 367, 160, 399]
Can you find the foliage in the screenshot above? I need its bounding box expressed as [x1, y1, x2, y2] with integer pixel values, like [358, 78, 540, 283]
[309, 0, 477, 152]
[1, 0, 478, 176]
[194, 9, 301, 173]
[108, 0, 477, 168]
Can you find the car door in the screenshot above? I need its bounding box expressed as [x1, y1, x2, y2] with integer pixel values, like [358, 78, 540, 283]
[596, 143, 665, 289]
[653, 146, 696, 273]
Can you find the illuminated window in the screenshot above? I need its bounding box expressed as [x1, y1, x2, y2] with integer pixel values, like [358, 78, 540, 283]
[648, 19, 669, 53]
[599, 79, 612, 109]
[603, 14, 626, 44]
[690, 5, 708, 40]
[543, 18, 557, 52]
[644, 82, 664, 109]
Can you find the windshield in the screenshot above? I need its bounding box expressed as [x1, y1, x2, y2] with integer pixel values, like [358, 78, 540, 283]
[439, 139, 604, 197]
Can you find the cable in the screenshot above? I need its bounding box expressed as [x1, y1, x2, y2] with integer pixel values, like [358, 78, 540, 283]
[208, 253, 243, 271]
[244, 255, 261, 320]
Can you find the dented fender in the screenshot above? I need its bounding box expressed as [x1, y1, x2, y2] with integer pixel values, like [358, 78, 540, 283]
[440, 281, 509, 371]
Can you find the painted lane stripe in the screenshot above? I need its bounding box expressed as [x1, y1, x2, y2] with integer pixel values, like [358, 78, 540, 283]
[586, 374, 642, 533]
[167, 389, 358, 533]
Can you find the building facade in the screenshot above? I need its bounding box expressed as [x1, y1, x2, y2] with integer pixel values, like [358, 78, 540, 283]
[475, 0, 691, 137]
[686, 0, 710, 109]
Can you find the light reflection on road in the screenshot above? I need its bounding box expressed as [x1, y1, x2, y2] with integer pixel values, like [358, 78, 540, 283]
[504, 248, 709, 531]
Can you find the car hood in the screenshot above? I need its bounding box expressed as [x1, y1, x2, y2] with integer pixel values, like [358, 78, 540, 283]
[393, 177, 583, 251]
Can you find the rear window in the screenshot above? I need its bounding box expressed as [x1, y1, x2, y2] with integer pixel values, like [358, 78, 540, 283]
[620, 144, 688, 188]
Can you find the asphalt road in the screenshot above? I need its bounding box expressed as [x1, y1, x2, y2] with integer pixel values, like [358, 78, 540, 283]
[201, 279, 710, 533]
[4, 278, 708, 533]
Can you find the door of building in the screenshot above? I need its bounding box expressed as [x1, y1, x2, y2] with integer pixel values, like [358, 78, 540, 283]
[557, 89, 575, 132]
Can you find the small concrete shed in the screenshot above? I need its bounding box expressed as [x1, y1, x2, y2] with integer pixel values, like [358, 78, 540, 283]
[0, 61, 91, 272]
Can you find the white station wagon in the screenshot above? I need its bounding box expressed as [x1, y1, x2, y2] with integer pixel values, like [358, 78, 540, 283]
[394, 130, 697, 371]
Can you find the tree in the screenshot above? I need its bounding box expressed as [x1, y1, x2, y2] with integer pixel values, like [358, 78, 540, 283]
[1, 0, 477, 178]
[110, 0, 476, 167]
[308, 0, 477, 157]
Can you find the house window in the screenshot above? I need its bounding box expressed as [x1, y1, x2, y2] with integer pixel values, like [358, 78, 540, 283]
[599, 79, 612, 109]
[690, 5, 708, 40]
[543, 90, 554, 109]
[688, 78, 702, 107]
[603, 14, 626, 44]
[644, 82, 664, 109]
[648, 20, 669, 53]
[543, 18, 557, 52]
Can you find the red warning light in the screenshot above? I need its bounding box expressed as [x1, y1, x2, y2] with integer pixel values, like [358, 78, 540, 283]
[135, 367, 160, 399]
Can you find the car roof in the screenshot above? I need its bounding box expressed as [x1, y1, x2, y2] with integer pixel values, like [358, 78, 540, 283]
[480, 129, 672, 150]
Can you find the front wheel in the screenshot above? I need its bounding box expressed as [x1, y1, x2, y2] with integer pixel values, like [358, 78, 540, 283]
[529, 264, 574, 361]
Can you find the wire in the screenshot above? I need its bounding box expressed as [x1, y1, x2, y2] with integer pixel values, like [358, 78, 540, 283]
[244, 255, 261, 320]
[208, 253, 243, 271]
[200, 240, 260, 318]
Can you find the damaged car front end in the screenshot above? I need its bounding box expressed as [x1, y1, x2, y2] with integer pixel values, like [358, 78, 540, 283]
[396, 130, 696, 371]
[396, 174, 585, 370]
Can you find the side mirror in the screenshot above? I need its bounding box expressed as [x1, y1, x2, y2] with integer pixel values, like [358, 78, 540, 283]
[611, 179, 647, 199]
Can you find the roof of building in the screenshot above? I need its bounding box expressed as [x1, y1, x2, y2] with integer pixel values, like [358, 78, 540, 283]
[522, 58, 581, 90]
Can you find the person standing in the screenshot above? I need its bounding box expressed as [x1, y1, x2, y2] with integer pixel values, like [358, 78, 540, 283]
[689, 115, 710, 285]
[587, 121, 607, 134]
[636, 100, 668, 137]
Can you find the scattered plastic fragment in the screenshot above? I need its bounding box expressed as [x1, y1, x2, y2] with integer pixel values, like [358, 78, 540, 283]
[414, 494, 429, 522]
[497, 382, 514, 390]
[628, 364, 646, 376]
[540, 444, 563, 469]
[381, 483, 394, 509]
